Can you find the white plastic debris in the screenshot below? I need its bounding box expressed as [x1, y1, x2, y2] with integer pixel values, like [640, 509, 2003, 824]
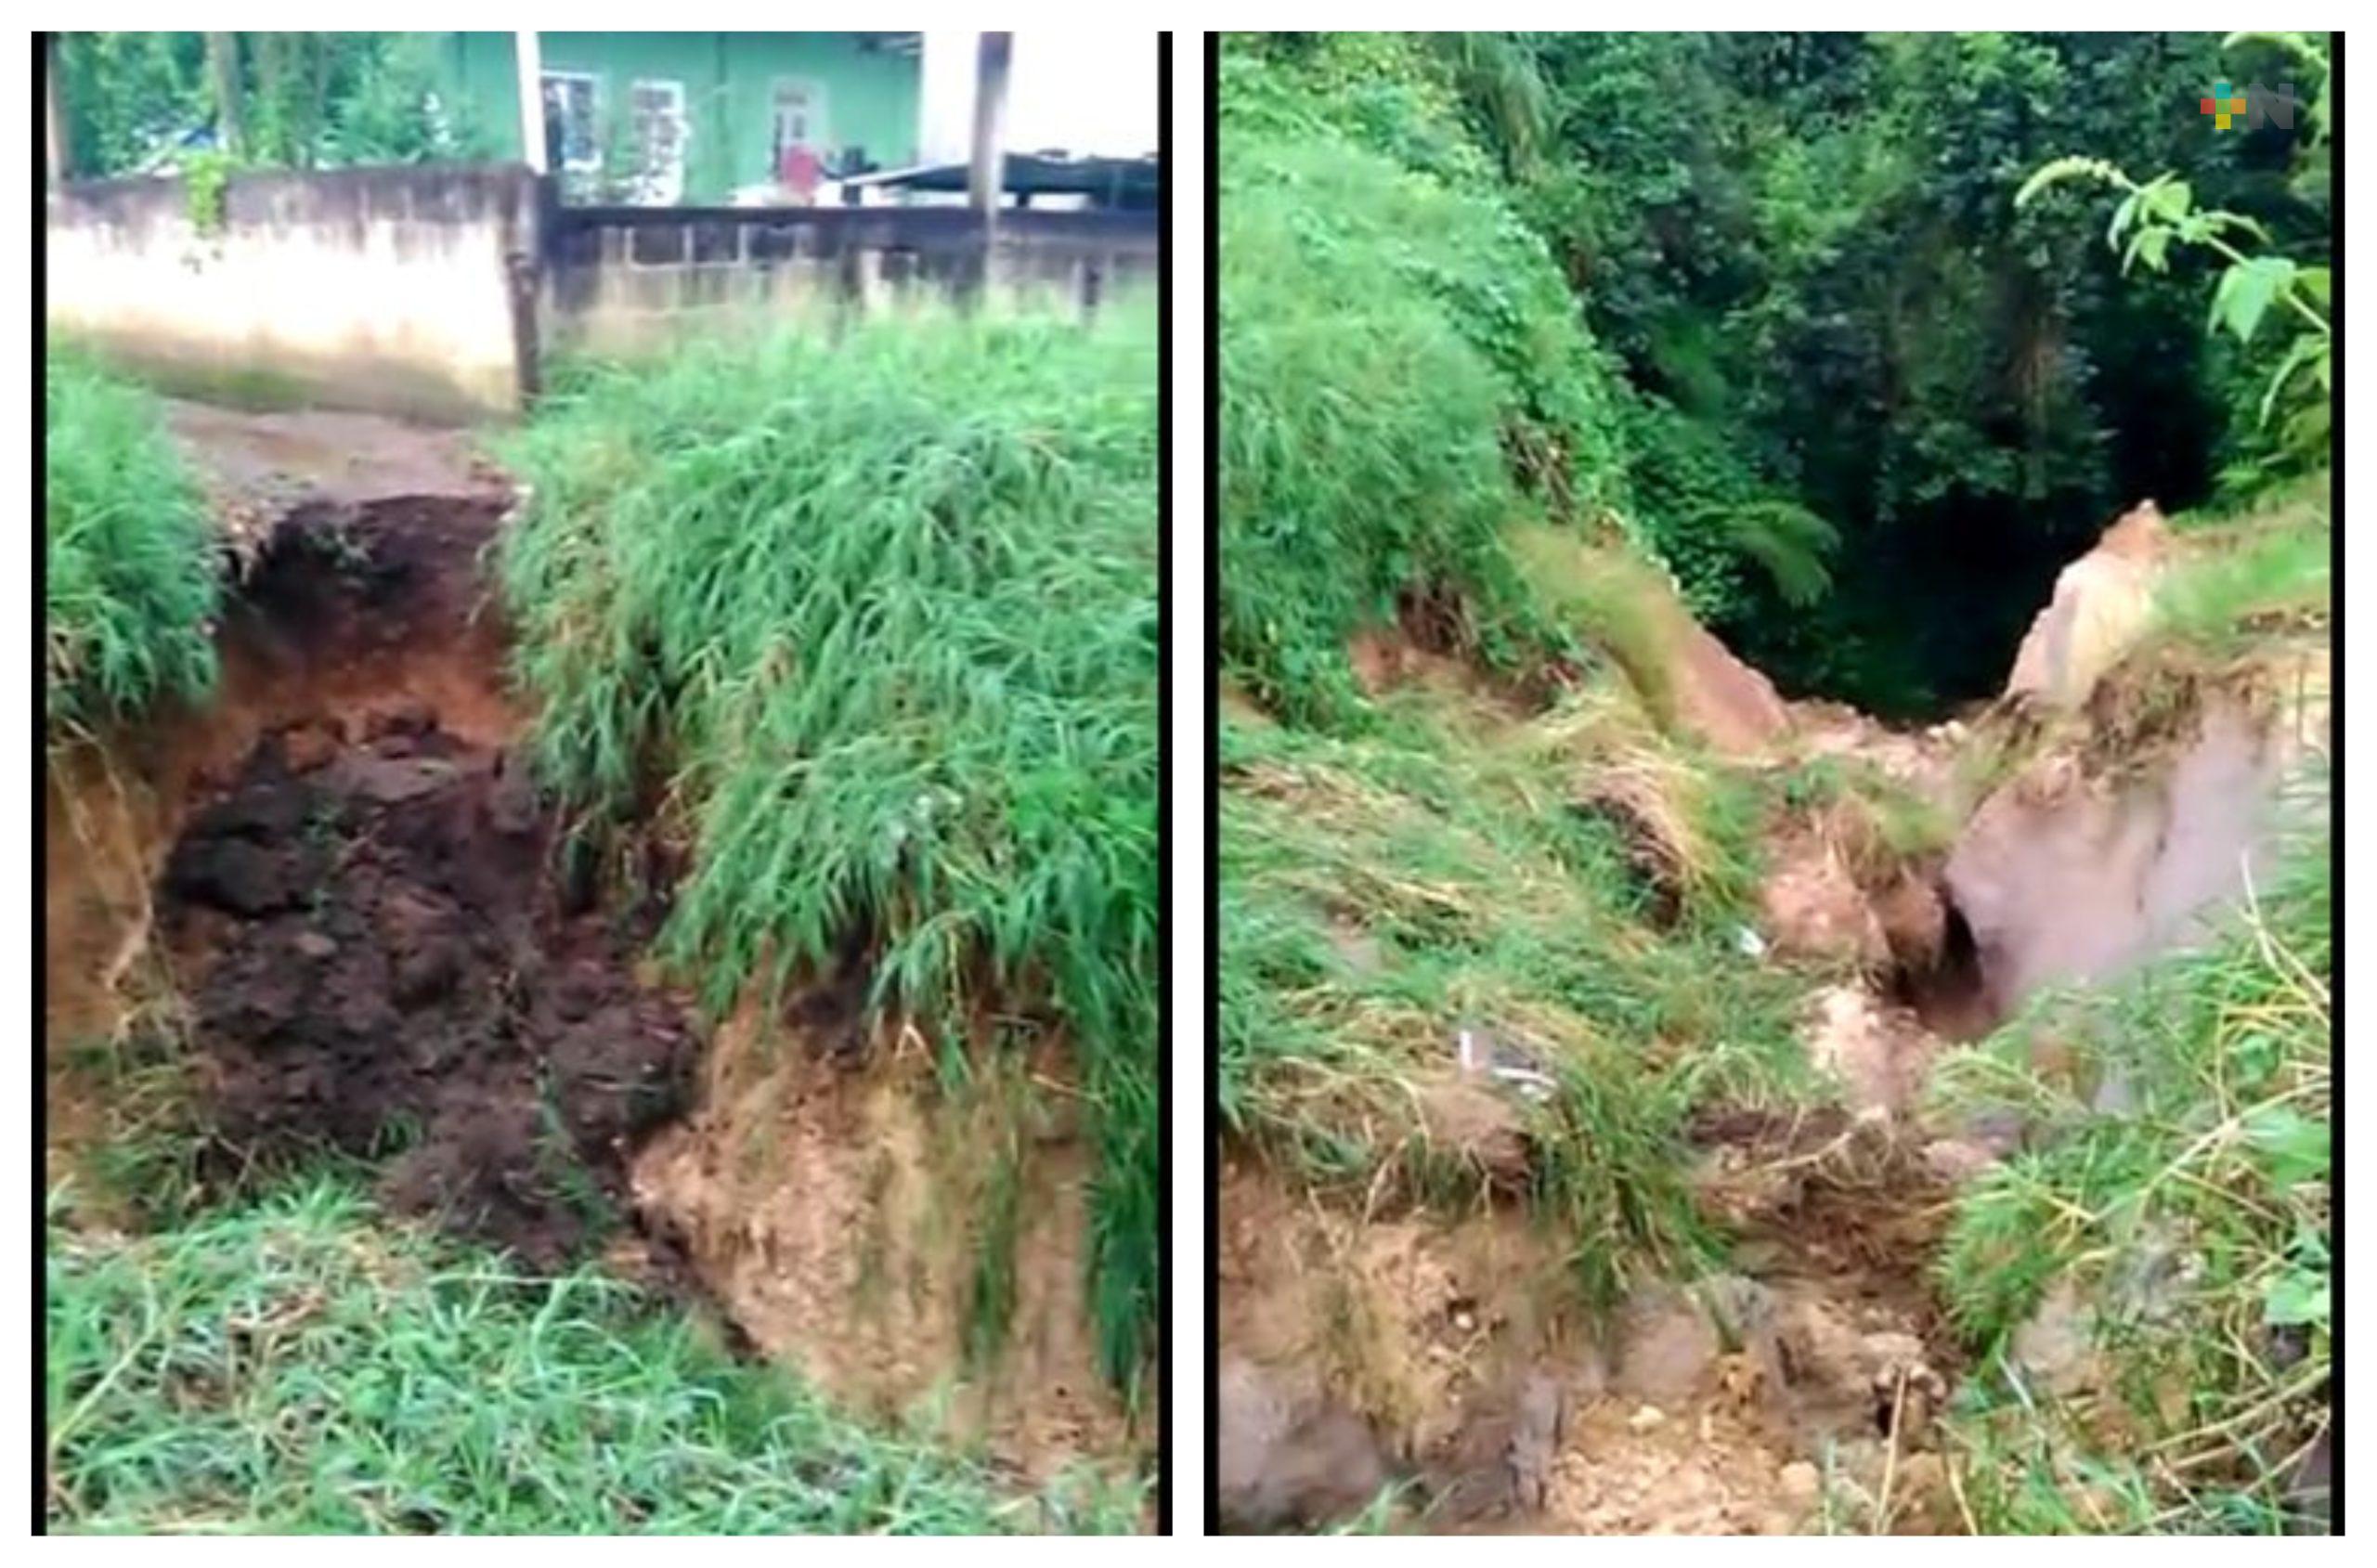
[1458, 1025, 1557, 1102]
[1493, 1068, 1558, 1103]
[1735, 925, 1769, 958]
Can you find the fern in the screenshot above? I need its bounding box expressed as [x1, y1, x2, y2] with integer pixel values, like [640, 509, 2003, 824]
[1713, 499, 1838, 608]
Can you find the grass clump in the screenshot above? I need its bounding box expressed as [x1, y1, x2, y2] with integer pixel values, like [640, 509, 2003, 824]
[1218, 682, 1804, 1314]
[45, 349, 218, 746]
[1930, 783, 2331, 1533]
[45, 1181, 1142, 1534]
[1217, 136, 1540, 728]
[497, 305, 1157, 1393]
[2149, 476, 2332, 659]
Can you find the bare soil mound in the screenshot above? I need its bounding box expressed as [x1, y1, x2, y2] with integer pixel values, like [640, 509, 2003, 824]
[162, 714, 698, 1268]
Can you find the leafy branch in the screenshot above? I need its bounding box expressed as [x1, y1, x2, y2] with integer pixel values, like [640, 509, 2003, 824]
[2018, 157, 2328, 457]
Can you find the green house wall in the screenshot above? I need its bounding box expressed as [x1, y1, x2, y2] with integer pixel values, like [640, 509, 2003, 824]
[438, 32, 920, 204]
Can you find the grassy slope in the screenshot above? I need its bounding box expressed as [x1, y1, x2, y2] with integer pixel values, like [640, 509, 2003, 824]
[46, 1183, 1141, 1535]
[45, 350, 219, 746]
[1222, 679, 1811, 1312]
[1218, 37, 1645, 730]
[1217, 37, 1813, 1318]
[497, 305, 1160, 1392]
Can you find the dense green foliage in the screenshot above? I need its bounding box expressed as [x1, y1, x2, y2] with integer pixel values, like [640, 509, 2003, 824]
[44, 350, 219, 744]
[498, 306, 1159, 1393]
[46, 1182, 1139, 1534]
[1436, 32, 2331, 713]
[1217, 39, 1630, 728]
[1219, 36, 1858, 727]
[55, 32, 490, 179]
[1225, 32, 2337, 716]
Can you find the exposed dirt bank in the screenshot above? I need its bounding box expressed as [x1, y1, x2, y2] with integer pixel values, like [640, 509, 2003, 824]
[46, 402, 1139, 1485]
[1217, 1133, 1962, 1535]
[632, 1014, 1140, 1478]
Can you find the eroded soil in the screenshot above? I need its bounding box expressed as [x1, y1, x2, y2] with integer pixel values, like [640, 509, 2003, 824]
[47, 402, 1140, 1487]
[1217, 1123, 1964, 1536]
[161, 712, 697, 1267]
[632, 1012, 1139, 1477]
[1218, 502, 2324, 1535]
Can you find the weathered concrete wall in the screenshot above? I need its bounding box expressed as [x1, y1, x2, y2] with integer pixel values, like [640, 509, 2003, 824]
[46, 165, 540, 424]
[541, 204, 1156, 356]
[47, 164, 1157, 414]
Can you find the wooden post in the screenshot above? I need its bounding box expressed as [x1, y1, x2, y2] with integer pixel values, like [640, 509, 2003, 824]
[968, 32, 1012, 217]
[45, 33, 70, 187]
[516, 31, 548, 173]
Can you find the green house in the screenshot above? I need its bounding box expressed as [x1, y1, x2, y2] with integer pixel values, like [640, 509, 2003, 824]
[437, 32, 923, 205]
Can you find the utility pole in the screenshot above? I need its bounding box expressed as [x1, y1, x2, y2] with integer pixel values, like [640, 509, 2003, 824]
[516, 31, 548, 174]
[968, 32, 1012, 223]
[205, 32, 242, 157]
[45, 32, 71, 188]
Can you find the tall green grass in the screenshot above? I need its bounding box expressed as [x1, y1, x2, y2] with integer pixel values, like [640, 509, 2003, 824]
[45, 350, 219, 745]
[45, 1181, 1141, 1534]
[497, 305, 1158, 1393]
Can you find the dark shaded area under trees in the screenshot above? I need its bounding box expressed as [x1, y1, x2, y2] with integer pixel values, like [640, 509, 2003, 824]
[1370, 31, 2328, 716]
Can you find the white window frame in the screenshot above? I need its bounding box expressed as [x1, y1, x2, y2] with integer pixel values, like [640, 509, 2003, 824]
[624, 77, 689, 206]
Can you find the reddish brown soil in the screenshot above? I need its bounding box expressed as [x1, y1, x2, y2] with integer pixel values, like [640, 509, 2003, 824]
[630, 1007, 1144, 1478]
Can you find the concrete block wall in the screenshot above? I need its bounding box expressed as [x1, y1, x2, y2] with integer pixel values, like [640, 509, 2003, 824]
[540, 205, 1158, 357]
[46, 165, 541, 424]
[46, 165, 1158, 417]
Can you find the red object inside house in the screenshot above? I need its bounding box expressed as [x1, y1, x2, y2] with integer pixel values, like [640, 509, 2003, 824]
[777, 144, 822, 199]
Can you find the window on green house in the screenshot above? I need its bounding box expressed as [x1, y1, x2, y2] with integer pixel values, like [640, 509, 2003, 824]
[540, 71, 599, 173]
[627, 79, 687, 205]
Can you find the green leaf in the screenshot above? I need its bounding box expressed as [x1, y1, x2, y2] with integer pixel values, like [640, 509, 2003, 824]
[2257, 334, 2327, 429]
[2122, 227, 2172, 276]
[2210, 257, 2297, 346]
[2106, 188, 2141, 250]
[2262, 1269, 2328, 1328]
[2139, 175, 2191, 224]
[2241, 1102, 2328, 1185]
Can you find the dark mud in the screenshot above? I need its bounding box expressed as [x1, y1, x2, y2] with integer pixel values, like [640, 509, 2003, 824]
[162, 713, 699, 1268]
[128, 493, 703, 1273]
